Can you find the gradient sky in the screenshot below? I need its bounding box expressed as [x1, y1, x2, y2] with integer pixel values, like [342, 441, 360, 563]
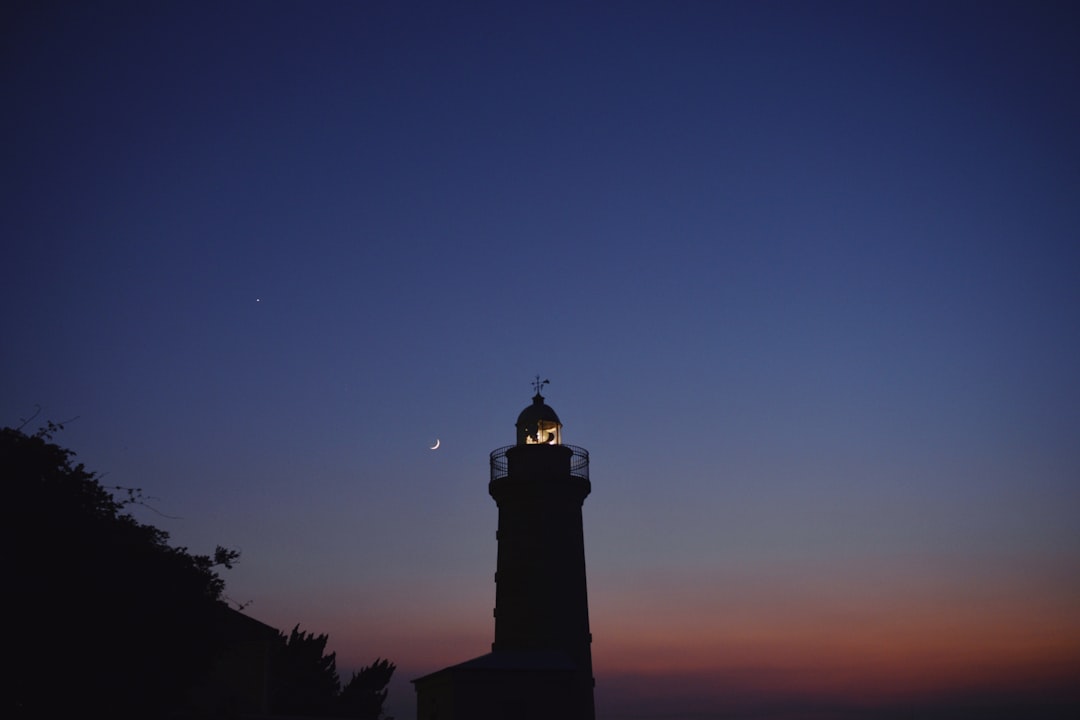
[4, 2, 1079, 718]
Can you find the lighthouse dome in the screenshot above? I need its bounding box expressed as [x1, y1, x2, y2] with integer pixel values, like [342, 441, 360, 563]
[516, 393, 562, 445]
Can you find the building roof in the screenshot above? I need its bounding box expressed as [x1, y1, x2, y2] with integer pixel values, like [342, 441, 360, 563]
[411, 650, 576, 684]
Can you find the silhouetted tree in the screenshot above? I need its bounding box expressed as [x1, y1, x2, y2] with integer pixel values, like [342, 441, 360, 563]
[337, 658, 396, 719]
[4, 423, 237, 719]
[272, 624, 342, 716]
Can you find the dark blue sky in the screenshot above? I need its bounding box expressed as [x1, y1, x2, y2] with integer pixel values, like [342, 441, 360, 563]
[4, 2, 1079, 718]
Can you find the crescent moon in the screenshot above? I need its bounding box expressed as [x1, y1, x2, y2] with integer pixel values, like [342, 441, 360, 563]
[429, 439, 440, 450]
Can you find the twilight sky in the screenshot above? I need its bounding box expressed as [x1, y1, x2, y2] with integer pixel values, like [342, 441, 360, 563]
[3, 2, 1079, 718]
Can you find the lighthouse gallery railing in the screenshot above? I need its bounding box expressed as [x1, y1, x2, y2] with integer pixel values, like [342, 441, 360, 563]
[489, 444, 589, 483]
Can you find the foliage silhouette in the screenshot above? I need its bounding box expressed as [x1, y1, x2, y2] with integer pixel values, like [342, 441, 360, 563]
[5, 422, 397, 718]
[271, 627, 396, 719]
[273, 624, 342, 716]
[338, 658, 397, 719]
[5, 423, 236, 719]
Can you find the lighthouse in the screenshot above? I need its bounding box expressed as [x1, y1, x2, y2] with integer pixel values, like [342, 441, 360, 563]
[413, 381, 595, 720]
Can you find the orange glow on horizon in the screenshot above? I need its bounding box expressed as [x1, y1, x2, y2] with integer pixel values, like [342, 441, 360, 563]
[586, 562, 1080, 701]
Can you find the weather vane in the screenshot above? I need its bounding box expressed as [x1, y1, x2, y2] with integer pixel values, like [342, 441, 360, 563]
[532, 375, 550, 395]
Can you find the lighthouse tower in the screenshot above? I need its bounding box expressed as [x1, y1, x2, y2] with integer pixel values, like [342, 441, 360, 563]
[413, 381, 596, 720]
[489, 385, 595, 714]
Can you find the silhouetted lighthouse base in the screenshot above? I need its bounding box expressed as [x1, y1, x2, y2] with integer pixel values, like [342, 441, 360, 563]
[413, 389, 595, 720]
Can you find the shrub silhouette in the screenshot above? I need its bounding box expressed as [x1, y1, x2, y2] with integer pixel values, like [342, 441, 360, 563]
[5, 423, 236, 719]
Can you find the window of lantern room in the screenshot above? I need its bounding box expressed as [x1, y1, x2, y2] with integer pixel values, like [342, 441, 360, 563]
[526, 418, 561, 445]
